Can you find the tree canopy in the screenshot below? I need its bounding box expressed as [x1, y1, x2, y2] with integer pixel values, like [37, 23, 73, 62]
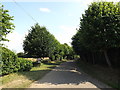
[0, 4, 15, 42]
[80, 2, 120, 50]
[72, 2, 120, 67]
[23, 23, 59, 58]
[23, 23, 76, 60]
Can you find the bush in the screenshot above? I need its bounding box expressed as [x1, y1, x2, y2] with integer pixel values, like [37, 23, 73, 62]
[0, 47, 33, 75]
[18, 58, 33, 71]
[1, 47, 18, 75]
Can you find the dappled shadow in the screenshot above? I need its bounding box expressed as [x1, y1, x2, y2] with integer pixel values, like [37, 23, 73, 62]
[31, 61, 110, 88]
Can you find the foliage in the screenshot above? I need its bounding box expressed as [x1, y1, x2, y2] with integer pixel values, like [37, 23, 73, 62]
[72, 2, 120, 67]
[61, 43, 70, 59]
[0, 47, 33, 75]
[23, 23, 75, 61]
[49, 37, 61, 60]
[23, 23, 60, 59]
[0, 47, 18, 75]
[17, 58, 33, 71]
[80, 2, 120, 50]
[0, 4, 15, 42]
[49, 43, 75, 60]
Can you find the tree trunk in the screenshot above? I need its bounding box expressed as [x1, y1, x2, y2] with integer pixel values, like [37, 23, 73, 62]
[104, 50, 112, 67]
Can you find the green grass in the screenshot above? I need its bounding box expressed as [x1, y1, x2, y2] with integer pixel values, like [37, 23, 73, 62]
[76, 60, 120, 89]
[0, 60, 65, 88]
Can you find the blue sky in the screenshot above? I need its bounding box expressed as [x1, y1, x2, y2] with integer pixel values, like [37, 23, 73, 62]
[1, 0, 119, 53]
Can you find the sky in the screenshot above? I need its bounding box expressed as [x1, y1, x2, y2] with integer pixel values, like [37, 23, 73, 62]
[1, 0, 119, 53]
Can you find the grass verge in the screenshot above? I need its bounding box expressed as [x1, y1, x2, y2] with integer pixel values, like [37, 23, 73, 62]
[76, 60, 120, 89]
[0, 60, 66, 88]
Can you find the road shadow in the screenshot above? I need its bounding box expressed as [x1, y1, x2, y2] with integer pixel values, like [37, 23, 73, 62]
[32, 61, 111, 88]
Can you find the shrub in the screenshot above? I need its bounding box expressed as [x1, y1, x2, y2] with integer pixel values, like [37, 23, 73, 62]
[0, 47, 18, 75]
[18, 58, 33, 71]
[0, 47, 33, 75]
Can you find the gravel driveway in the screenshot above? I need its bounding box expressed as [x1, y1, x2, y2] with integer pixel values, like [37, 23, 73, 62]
[29, 60, 111, 88]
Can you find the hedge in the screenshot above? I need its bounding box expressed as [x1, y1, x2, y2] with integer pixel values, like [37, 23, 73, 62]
[0, 47, 33, 75]
[0, 47, 18, 75]
[17, 58, 33, 71]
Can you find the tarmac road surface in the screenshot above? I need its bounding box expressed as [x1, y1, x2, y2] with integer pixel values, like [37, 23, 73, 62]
[29, 60, 111, 89]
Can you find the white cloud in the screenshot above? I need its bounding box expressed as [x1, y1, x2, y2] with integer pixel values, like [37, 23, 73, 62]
[3, 32, 27, 53]
[39, 8, 51, 13]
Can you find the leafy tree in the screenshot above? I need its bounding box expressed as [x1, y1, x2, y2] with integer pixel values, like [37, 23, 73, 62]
[0, 4, 15, 42]
[60, 43, 75, 60]
[23, 23, 60, 59]
[48, 34, 61, 60]
[72, 2, 120, 67]
[67, 46, 76, 60]
[72, 31, 82, 55]
[62, 43, 70, 59]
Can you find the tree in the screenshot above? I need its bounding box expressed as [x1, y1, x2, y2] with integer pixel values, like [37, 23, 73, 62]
[72, 2, 120, 67]
[72, 31, 83, 55]
[0, 4, 15, 42]
[23, 23, 60, 59]
[60, 43, 75, 60]
[49, 36, 61, 60]
[72, 30, 89, 62]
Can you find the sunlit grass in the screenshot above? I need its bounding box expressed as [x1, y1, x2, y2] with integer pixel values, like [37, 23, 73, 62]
[1, 60, 66, 88]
